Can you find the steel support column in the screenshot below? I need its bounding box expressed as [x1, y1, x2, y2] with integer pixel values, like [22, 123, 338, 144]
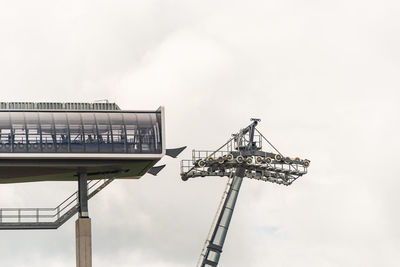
[78, 172, 89, 218]
[201, 167, 245, 267]
[76, 171, 92, 267]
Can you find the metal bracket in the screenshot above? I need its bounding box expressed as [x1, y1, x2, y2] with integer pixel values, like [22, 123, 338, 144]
[166, 146, 187, 158]
[147, 165, 166, 176]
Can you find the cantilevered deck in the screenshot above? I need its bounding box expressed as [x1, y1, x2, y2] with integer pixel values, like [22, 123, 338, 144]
[0, 102, 165, 183]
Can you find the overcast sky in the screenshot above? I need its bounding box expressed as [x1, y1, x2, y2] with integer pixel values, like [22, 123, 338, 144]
[0, 0, 399, 266]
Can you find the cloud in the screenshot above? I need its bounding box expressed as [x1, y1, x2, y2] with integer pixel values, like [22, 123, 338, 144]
[0, 0, 399, 266]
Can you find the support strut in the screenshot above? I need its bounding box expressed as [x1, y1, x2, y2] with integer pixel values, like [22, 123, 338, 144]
[78, 172, 89, 218]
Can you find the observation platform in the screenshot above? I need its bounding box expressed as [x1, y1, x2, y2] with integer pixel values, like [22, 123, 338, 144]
[0, 102, 165, 183]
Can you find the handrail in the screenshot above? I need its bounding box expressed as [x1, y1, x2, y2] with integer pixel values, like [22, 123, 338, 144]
[0, 178, 114, 228]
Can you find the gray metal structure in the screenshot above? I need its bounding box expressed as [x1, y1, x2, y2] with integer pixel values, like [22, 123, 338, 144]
[0, 177, 114, 229]
[180, 119, 310, 267]
[0, 102, 165, 183]
[0, 102, 187, 229]
[0, 101, 121, 111]
[0, 102, 186, 267]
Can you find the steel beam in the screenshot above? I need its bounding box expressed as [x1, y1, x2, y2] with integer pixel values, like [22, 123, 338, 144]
[201, 167, 245, 267]
[78, 172, 89, 218]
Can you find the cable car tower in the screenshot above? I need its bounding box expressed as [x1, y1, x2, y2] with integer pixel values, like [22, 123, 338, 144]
[180, 119, 310, 267]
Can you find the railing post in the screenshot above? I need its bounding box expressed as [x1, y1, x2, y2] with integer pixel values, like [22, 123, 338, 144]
[36, 208, 39, 223]
[0, 209, 2, 223]
[18, 209, 21, 223]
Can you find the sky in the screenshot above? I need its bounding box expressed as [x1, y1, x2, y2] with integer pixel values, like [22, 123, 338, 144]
[0, 0, 399, 266]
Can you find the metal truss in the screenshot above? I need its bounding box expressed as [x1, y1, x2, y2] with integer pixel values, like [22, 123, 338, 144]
[181, 124, 309, 186]
[180, 119, 310, 267]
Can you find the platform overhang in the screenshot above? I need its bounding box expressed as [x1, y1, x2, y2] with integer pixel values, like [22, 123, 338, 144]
[0, 103, 166, 183]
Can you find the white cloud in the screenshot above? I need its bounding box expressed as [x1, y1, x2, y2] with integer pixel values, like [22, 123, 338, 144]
[0, 0, 399, 266]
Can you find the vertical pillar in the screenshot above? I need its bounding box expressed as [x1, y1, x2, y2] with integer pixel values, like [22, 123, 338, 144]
[78, 172, 89, 218]
[76, 218, 92, 267]
[76, 172, 92, 267]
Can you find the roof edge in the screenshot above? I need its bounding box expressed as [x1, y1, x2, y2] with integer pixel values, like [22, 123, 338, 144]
[0, 102, 121, 111]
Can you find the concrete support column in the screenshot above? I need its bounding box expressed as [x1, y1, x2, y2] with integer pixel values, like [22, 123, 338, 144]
[76, 217, 92, 267]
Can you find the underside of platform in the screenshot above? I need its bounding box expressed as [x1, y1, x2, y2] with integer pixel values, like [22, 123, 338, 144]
[0, 157, 160, 183]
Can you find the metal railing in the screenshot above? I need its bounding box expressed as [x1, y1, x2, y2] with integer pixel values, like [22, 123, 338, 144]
[0, 102, 121, 111]
[0, 178, 114, 229]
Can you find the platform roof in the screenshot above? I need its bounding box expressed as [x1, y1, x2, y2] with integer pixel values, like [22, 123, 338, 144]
[0, 102, 121, 111]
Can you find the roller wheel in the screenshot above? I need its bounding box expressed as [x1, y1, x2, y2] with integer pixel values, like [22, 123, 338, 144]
[255, 156, 263, 164]
[246, 157, 253, 165]
[226, 153, 234, 161]
[236, 155, 244, 164]
[206, 156, 214, 162]
[198, 160, 206, 168]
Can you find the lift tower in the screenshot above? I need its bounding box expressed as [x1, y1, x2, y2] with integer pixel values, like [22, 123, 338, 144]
[180, 119, 310, 267]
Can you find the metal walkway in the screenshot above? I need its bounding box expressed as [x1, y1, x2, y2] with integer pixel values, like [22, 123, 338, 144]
[0, 178, 114, 230]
